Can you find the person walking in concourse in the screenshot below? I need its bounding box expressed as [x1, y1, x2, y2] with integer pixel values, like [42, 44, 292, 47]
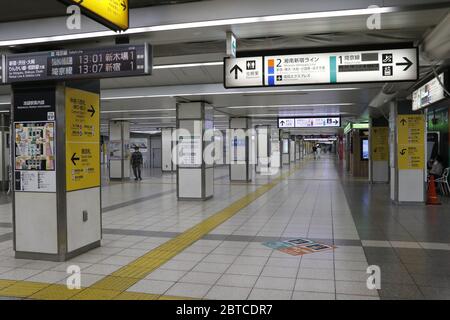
[316, 144, 322, 159]
[131, 146, 143, 181]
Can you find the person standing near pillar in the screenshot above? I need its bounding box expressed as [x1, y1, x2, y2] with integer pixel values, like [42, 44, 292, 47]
[131, 146, 143, 181]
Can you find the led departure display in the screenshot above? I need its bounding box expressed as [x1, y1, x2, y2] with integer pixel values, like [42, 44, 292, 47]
[4, 44, 152, 83]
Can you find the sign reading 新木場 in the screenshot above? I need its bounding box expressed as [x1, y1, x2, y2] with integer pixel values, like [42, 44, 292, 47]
[224, 47, 418, 88]
[397, 115, 425, 170]
[60, 0, 129, 31]
[5, 44, 152, 84]
[65, 87, 101, 192]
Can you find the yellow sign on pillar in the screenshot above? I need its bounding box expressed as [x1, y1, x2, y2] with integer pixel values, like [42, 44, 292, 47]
[65, 87, 101, 192]
[397, 115, 425, 170]
[371, 127, 389, 161]
[62, 0, 129, 31]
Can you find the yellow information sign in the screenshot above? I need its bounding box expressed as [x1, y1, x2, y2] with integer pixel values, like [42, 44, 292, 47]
[371, 127, 389, 161]
[65, 87, 100, 192]
[397, 115, 425, 170]
[63, 0, 129, 31]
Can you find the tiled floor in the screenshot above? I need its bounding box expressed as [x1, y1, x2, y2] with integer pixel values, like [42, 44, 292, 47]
[0, 157, 449, 300]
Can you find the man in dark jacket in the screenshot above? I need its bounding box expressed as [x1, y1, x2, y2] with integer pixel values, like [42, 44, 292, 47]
[131, 147, 143, 181]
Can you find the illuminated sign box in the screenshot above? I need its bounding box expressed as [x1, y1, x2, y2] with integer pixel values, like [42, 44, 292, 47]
[412, 71, 449, 111]
[60, 0, 129, 31]
[278, 117, 341, 129]
[5, 44, 152, 84]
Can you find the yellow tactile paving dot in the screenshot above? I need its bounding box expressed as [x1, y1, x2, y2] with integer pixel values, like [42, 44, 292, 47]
[0, 280, 17, 290]
[0, 165, 302, 300]
[114, 292, 160, 300]
[29, 284, 81, 300]
[70, 288, 122, 300]
[0, 281, 50, 298]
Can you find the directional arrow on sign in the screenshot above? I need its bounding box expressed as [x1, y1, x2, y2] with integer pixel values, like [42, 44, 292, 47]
[400, 149, 407, 156]
[71, 153, 80, 166]
[396, 57, 413, 71]
[230, 65, 243, 80]
[121, 1, 127, 11]
[400, 119, 407, 126]
[88, 105, 96, 117]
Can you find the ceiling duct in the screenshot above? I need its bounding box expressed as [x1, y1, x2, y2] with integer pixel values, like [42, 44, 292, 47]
[421, 12, 450, 63]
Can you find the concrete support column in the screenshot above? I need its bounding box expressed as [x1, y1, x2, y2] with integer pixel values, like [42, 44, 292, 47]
[370, 117, 390, 183]
[281, 131, 291, 166]
[270, 127, 281, 171]
[229, 118, 254, 182]
[109, 120, 130, 180]
[389, 100, 427, 203]
[161, 127, 175, 172]
[176, 102, 214, 200]
[256, 125, 270, 174]
[12, 81, 102, 261]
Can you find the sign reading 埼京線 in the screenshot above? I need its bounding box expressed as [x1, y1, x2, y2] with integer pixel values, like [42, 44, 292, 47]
[397, 115, 425, 170]
[371, 127, 389, 162]
[65, 87, 100, 191]
[60, 0, 129, 31]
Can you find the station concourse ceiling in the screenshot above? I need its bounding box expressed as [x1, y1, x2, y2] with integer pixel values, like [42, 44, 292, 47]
[0, 0, 449, 133]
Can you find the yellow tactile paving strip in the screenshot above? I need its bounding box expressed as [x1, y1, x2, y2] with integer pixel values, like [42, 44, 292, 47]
[0, 165, 301, 300]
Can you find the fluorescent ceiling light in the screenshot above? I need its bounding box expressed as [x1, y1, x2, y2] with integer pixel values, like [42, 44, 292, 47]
[0, 102, 10, 105]
[101, 88, 360, 101]
[227, 103, 355, 109]
[0, 7, 396, 47]
[131, 130, 162, 134]
[154, 62, 223, 69]
[304, 138, 338, 141]
[111, 116, 176, 120]
[101, 108, 176, 113]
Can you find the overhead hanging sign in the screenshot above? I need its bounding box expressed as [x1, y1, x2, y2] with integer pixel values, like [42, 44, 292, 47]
[65, 87, 101, 192]
[224, 46, 418, 88]
[278, 117, 341, 129]
[224, 57, 263, 88]
[397, 115, 425, 170]
[60, 0, 129, 31]
[412, 72, 448, 111]
[5, 44, 152, 84]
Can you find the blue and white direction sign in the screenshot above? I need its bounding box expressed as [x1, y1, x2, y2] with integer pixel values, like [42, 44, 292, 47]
[279, 116, 341, 129]
[224, 57, 263, 88]
[265, 48, 417, 86]
[224, 47, 418, 88]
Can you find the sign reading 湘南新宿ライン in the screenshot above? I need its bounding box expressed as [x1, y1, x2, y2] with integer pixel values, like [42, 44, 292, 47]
[60, 0, 129, 31]
[65, 87, 101, 192]
[224, 46, 418, 88]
